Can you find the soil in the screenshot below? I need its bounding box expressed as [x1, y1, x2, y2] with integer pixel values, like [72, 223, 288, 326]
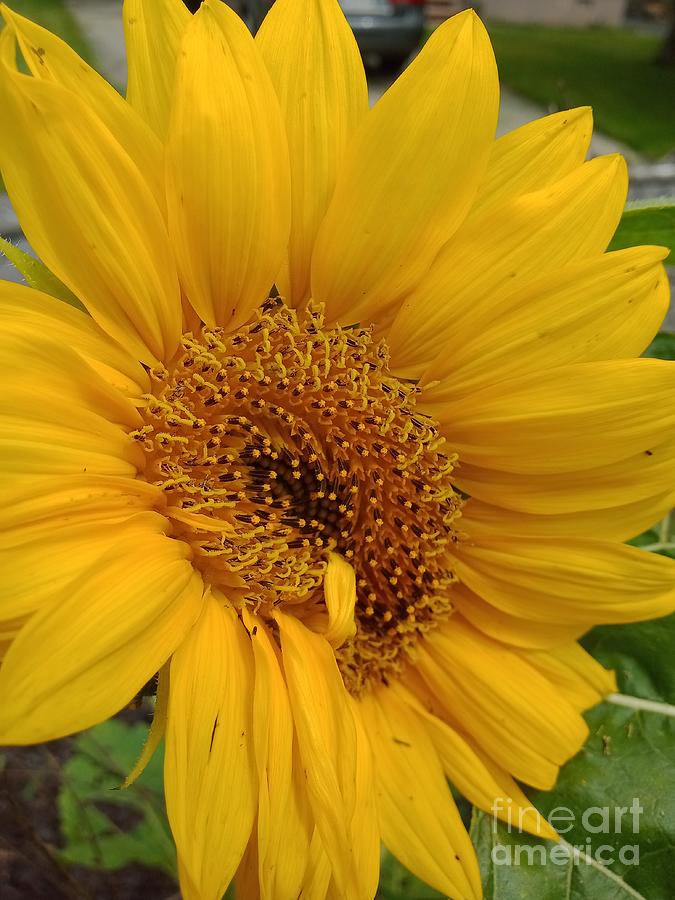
[0, 711, 179, 900]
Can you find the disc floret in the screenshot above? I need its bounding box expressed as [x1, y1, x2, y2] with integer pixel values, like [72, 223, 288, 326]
[134, 301, 462, 692]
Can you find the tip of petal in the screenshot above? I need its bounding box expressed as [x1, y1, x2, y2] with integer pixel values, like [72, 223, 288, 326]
[434, 6, 490, 46]
[586, 151, 629, 191]
[609, 153, 630, 191]
[615, 243, 671, 264]
[603, 152, 628, 174]
[452, 7, 483, 26]
[570, 104, 593, 118]
[562, 104, 593, 128]
[201, 0, 238, 21]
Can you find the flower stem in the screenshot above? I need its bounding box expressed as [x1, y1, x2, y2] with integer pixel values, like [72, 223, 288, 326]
[659, 509, 672, 544]
[640, 541, 675, 552]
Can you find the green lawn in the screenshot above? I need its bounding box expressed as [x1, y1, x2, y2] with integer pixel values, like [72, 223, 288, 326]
[7, 0, 94, 64]
[486, 22, 675, 159]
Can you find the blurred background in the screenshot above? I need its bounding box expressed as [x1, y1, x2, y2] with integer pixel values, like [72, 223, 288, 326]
[0, 2, 674, 899]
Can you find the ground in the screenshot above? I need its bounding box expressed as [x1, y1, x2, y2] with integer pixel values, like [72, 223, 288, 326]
[0, 710, 179, 900]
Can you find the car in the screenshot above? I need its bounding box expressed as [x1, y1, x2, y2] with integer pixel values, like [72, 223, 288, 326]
[227, 0, 425, 69]
[339, 0, 425, 68]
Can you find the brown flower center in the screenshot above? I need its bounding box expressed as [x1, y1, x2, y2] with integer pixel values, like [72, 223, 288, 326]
[133, 300, 462, 692]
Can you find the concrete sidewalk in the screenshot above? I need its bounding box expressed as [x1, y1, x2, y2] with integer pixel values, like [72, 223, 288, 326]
[67, 0, 126, 91]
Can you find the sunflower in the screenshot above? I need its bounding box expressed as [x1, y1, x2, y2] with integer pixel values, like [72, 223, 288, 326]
[1, 0, 674, 897]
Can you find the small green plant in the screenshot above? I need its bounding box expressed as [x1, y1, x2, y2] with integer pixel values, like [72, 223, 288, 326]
[57, 719, 176, 876]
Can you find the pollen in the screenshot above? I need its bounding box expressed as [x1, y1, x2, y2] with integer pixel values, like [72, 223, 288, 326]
[133, 300, 463, 692]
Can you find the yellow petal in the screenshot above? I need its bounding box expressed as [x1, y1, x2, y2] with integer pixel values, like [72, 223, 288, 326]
[385, 105, 595, 372]
[311, 9, 499, 328]
[257, 0, 368, 306]
[276, 611, 375, 898]
[166, 0, 291, 330]
[165, 594, 257, 900]
[244, 612, 313, 900]
[0, 282, 149, 397]
[451, 585, 585, 649]
[517, 643, 617, 711]
[347, 696, 380, 900]
[1, 328, 138, 427]
[461, 492, 675, 543]
[235, 836, 260, 900]
[429, 359, 675, 474]
[472, 106, 593, 215]
[0, 331, 143, 479]
[1, 510, 163, 622]
[0, 527, 203, 744]
[454, 436, 675, 515]
[419, 622, 587, 789]
[177, 858, 201, 900]
[322, 552, 357, 648]
[0, 407, 140, 477]
[1, 474, 160, 539]
[388, 154, 627, 375]
[422, 246, 669, 397]
[0, 34, 181, 364]
[299, 830, 332, 900]
[0, 630, 20, 662]
[2, 5, 165, 209]
[394, 682, 557, 841]
[123, 0, 191, 140]
[357, 686, 481, 899]
[454, 535, 675, 625]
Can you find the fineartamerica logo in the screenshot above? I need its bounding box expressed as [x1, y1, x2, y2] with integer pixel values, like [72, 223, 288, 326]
[489, 798, 643, 868]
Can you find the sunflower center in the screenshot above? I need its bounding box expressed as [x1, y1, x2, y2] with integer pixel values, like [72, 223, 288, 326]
[133, 300, 462, 693]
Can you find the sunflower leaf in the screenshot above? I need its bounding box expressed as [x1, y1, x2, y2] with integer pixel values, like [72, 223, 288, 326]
[470, 809, 649, 900]
[57, 718, 176, 875]
[378, 848, 445, 899]
[643, 332, 675, 362]
[608, 203, 675, 257]
[470, 612, 675, 899]
[0, 235, 85, 310]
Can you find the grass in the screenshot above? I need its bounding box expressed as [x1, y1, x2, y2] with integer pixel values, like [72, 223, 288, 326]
[485, 22, 675, 159]
[8, 0, 95, 63]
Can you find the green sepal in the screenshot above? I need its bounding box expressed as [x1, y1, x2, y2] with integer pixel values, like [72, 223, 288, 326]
[0, 235, 86, 311]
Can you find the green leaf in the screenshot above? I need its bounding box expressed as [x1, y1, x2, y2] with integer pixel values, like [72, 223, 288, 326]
[57, 718, 176, 875]
[471, 613, 675, 899]
[470, 808, 649, 900]
[583, 613, 675, 712]
[377, 849, 445, 899]
[643, 332, 675, 362]
[0, 235, 85, 310]
[608, 204, 675, 257]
